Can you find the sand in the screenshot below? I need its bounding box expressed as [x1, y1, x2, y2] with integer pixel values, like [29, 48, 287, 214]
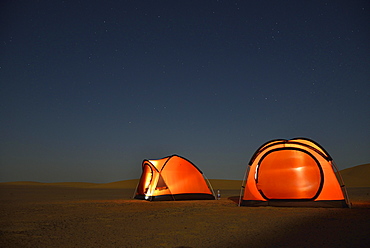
[340, 163, 370, 188]
[1, 181, 369, 248]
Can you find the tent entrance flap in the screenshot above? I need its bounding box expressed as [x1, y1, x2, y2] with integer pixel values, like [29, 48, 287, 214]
[136, 164, 153, 195]
[256, 148, 323, 200]
[155, 174, 168, 191]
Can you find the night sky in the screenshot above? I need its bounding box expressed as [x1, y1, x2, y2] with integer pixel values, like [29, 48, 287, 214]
[1, 1, 369, 183]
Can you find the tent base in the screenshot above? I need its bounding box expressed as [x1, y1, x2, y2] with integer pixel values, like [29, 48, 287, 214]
[240, 199, 349, 208]
[135, 193, 215, 201]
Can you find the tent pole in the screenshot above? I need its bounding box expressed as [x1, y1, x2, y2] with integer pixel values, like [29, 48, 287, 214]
[238, 165, 250, 206]
[132, 179, 140, 199]
[332, 161, 351, 208]
[204, 175, 216, 199]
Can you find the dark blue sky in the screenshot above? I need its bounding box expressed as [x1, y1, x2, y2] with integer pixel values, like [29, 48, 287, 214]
[1, 1, 369, 183]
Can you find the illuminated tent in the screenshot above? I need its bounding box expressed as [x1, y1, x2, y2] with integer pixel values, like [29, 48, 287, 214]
[239, 138, 350, 208]
[134, 155, 215, 201]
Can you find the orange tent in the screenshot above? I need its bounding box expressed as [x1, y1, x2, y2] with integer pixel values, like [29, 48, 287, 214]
[134, 155, 215, 201]
[239, 138, 350, 207]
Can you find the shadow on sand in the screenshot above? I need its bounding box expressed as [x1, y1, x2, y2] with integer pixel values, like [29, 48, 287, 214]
[228, 195, 240, 204]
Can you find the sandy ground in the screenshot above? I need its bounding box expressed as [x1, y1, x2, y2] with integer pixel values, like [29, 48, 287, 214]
[0, 184, 369, 248]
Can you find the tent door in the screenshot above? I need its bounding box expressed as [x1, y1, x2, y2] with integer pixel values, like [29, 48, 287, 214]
[256, 149, 323, 200]
[155, 174, 168, 191]
[137, 164, 153, 195]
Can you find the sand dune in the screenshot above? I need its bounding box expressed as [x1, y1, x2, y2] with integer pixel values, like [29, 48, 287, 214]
[90, 179, 139, 189]
[340, 163, 370, 187]
[86, 179, 243, 190]
[0, 181, 99, 188]
[208, 179, 242, 190]
[0, 181, 46, 186]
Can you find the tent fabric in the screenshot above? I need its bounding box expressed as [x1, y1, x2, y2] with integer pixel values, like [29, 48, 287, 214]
[134, 154, 215, 201]
[240, 138, 350, 208]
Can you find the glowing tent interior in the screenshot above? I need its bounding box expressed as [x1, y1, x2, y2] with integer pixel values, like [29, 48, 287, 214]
[134, 154, 215, 201]
[239, 138, 350, 208]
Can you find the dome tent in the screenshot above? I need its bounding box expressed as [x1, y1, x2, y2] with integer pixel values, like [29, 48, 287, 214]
[239, 138, 350, 208]
[134, 154, 215, 201]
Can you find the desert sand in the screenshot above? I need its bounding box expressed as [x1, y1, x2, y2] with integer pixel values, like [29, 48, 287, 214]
[1, 165, 369, 248]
